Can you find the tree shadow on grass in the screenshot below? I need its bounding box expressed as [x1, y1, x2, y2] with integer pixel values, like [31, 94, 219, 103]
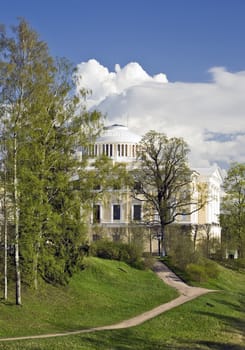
[195, 293, 245, 338]
[80, 330, 245, 350]
[194, 341, 245, 350]
[80, 329, 183, 350]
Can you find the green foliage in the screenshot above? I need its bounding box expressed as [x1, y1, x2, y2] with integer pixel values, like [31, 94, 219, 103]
[166, 226, 197, 269]
[186, 259, 219, 282]
[221, 162, 245, 258]
[131, 130, 206, 256]
[186, 263, 207, 282]
[219, 257, 245, 272]
[90, 239, 147, 269]
[0, 19, 103, 293]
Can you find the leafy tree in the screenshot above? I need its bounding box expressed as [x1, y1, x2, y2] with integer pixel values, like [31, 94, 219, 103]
[221, 163, 245, 258]
[0, 19, 102, 301]
[131, 130, 206, 256]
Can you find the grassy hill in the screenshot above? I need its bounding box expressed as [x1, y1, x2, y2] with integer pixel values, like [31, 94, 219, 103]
[0, 257, 177, 338]
[0, 258, 244, 349]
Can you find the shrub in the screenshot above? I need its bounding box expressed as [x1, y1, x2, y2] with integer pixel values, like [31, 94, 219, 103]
[90, 239, 146, 269]
[186, 259, 220, 282]
[202, 259, 220, 279]
[90, 240, 120, 260]
[186, 263, 207, 282]
[143, 253, 156, 270]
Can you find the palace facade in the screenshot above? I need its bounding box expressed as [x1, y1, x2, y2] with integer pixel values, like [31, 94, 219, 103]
[87, 124, 223, 254]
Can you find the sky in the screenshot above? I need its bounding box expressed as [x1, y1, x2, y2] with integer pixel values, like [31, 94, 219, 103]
[1, 0, 245, 168]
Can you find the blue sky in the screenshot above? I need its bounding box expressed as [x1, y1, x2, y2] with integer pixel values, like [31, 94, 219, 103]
[2, 0, 245, 167]
[2, 0, 245, 82]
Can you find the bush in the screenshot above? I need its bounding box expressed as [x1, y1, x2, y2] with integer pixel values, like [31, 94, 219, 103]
[219, 257, 245, 272]
[202, 259, 220, 279]
[90, 239, 146, 269]
[236, 258, 245, 270]
[186, 263, 207, 282]
[90, 240, 120, 260]
[186, 259, 220, 282]
[143, 253, 156, 270]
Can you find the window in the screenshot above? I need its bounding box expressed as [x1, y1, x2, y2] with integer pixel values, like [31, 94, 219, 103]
[133, 205, 141, 221]
[133, 182, 142, 192]
[92, 234, 101, 241]
[132, 145, 135, 157]
[93, 205, 101, 223]
[121, 144, 124, 156]
[113, 205, 121, 220]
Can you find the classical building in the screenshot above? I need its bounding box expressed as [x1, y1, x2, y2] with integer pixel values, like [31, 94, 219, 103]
[87, 124, 223, 254]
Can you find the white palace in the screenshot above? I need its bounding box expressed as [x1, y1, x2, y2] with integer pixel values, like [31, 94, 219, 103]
[87, 124, 224, 254]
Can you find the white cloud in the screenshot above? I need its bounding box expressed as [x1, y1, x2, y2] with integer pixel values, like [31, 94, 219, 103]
[75, 59, 245, 168]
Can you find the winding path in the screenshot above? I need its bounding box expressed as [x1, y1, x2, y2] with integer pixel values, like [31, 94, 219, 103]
[0, 261, 214, 342]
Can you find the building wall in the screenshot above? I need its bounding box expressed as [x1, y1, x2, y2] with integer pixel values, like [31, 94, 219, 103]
[86, 125, 223, 253]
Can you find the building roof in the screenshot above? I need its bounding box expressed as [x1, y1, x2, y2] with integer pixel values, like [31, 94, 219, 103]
[195, 165, 225, 184]
[96, 124, 141, 144]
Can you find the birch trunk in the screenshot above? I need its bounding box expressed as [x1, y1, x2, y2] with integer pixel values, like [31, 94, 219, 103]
[4, 164, 8, 300]
[14, 135, 21, 305]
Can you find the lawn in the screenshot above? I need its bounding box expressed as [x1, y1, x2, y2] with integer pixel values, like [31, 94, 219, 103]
[0, 259, 244, 349]
[0, 257, 177, 338]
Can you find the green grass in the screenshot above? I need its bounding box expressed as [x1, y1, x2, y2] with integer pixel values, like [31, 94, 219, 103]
[0, 259, 244, 349]
[0, 257, 177, 338]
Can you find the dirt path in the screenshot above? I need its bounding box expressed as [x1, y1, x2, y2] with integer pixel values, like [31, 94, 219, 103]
[0, 261, 214, 342]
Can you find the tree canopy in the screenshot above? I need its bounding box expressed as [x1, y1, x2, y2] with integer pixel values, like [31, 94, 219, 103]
[221, 162, 245, 258]
[0, 19, 102, 303]
[131, 130, 207, 255]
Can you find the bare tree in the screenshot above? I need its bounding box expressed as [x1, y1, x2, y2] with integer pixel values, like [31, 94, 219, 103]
[132, 131, 207, 256]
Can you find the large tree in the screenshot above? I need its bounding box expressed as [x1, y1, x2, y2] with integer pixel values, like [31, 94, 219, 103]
[220, 162, 245, 258]
[132, 130, 206, 256]
[0, 19, 102, 302]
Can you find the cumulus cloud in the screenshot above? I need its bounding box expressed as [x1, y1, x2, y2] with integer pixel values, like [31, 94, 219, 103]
[75, 59, 245, 168]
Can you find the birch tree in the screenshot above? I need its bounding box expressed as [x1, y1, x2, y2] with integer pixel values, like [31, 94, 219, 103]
[0, 19, 102, 299]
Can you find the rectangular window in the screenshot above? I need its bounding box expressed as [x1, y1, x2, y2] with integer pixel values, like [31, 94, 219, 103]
[133, 205, 141, 221]
[93, 184, 101, 191]
[93, 204, 101, 223]
[133, 182, 142, 192]
[92, 234, 101, 241]
[113, 205, 121, 220]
